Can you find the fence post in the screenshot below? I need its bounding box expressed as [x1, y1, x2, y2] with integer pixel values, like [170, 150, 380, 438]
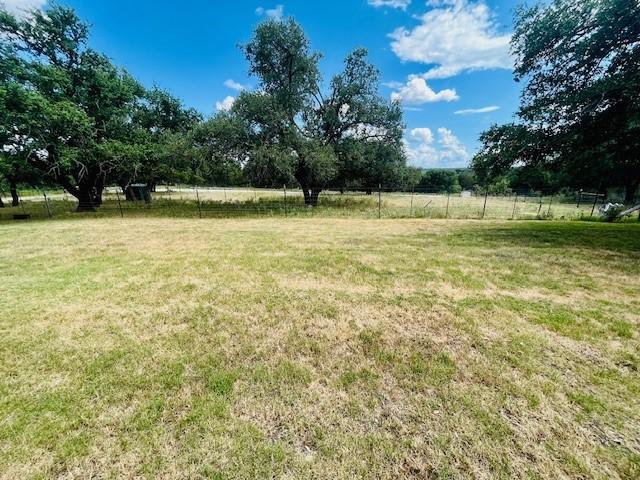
[537, 193, 543, 217]
[42, 189, 52, 219]
[195, 186, 203, 219]
[577, 189, 583, 208]
[591, 193, 599, 217]
[409, 186, 414, 218]
[378, 184, 382, 219]
[512, 193, 518, 220]
[20, 190, 26, 215]
[482, 191, 488, 219]
[115, 189, 124, 219]
[547, 195, 554, 217]
[283, 184, 288, 218]
[446, 191, 451, 219]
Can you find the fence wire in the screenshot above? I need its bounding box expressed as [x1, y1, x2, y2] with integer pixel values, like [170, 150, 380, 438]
[0, 185, 634, 223]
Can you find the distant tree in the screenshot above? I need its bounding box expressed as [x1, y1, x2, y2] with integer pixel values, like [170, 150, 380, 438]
[457, 170, 477, 191]
[116, 87, 202, 196]
[402, 166, 424, 191]
[418, 169, 461, 193]
[508, 166, 566, 193]
[473, 0, 640, 203]
[191, 113, 253, 186]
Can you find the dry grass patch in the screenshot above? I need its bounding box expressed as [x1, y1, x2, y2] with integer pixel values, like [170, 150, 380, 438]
[0, 218, 639, 479]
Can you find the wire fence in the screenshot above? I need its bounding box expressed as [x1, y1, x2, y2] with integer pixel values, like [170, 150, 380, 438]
[0, 185, 636, 223]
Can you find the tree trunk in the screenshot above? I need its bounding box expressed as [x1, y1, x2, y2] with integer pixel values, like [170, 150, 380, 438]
[624, 179, 639, 204]
[120, 182, 135, 201]
[93, 174, 105, 207]
[310, 188, 321, 207]
[302, 187, 312, 206]
[10, 179, 19, 207]
[76, 184, 96, 212]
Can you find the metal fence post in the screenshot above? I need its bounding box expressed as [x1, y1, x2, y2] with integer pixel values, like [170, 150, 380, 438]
[512, 192, 518, 220]
[19, 190, 26, 215]
[446, 191, 451, 219]
[482, 191, 488, 219]
[115, 189, 124, 219]
[547, 195, 554, 216]
[537, 193, 543, 217]
[591, 193, 599, 217]
[577, 189, 583, 208]
[42, 189, 52, 219]
[195, 186, 203, 219]
[283, 184, 288, 218]
[409, 186, 414, 218]
[378, 184, 382, 219]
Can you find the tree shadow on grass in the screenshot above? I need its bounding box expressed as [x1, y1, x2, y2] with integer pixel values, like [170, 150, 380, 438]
[450, 221, 640, 254]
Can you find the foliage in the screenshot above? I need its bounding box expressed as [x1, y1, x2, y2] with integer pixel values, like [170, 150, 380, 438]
[473, 0, 640, 203]
[0, 4, 203, 209]
[224, 19, 406, 205]
[1, 6, 410, 208]
[417, 169, 462, 193]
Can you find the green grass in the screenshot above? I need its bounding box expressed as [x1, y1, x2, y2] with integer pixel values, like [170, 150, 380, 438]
[0, 218, 639, 479]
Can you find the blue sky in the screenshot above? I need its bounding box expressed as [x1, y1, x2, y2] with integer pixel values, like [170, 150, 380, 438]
[5, 0, 523, 168]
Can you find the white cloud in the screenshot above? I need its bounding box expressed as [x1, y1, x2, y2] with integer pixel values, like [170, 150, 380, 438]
[255, 5, 284, 20]
[224, 79, 248, 91]
[390, 0, 512, 79]
[454, 105, 499, 115]
[368, 0, 411, 10]
[404, 126, 470, 167]
[410, 127, 434, 144]
[216, 96, 235, 112]
[437, 127, 469, 164]
[0, 0, 47, 16]
[390, 76, 458, 104]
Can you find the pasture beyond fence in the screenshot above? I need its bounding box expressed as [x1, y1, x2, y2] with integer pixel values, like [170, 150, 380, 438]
[0, 185, 635, 223]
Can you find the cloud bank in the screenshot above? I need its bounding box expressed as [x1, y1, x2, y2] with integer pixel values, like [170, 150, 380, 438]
[390, 0, 512, 79]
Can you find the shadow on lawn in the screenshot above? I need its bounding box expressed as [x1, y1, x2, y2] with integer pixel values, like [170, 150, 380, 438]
[451, 221, 640, 253]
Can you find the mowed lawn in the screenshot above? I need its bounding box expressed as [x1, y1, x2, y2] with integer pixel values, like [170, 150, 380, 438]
[0, 218, 639, 479]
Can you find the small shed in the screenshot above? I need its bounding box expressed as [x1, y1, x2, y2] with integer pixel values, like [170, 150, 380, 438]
[128, 184, 152, 203]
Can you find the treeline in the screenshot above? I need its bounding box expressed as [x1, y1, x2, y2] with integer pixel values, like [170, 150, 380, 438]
[0, 5, 411, 210]
[410, 165, 576, 195]
[3, 0, 638, 211]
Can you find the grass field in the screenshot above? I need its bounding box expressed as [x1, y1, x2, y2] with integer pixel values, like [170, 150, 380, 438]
[1, 218, 639, 479]
[1, 187, 605, 222]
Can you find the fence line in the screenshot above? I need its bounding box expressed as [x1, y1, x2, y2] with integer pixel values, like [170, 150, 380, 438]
[0, 185, 635, 223]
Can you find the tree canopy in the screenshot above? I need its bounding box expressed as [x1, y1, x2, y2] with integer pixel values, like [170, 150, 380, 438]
[473, 0, 640, 203]
[223, 19, 406, 205]
[1, 6, 410, 208]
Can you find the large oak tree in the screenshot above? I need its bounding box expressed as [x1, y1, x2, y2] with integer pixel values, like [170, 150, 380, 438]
[230, 19, 405, 205]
